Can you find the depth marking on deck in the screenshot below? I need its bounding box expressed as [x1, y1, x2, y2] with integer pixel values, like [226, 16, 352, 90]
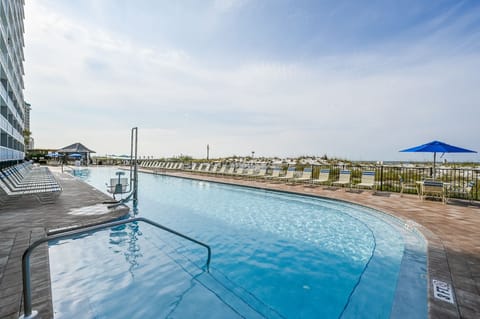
[432, 279, 455, 304]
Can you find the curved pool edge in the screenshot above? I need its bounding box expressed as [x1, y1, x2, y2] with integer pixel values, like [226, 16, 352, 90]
[141, 168, 461, 319]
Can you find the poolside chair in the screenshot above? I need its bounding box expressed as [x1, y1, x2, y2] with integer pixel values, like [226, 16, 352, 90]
[224, 166, 236, 176]
[275, 166, 297, 183]
[399, 175, 419, 197]
[448, 181, 475, 201]
[354, 171, 376, 192]
[311, 169, 330, 186]
[251, 167, 268, 179]
[195, 163, 205, 173]
[234, 167, 246, 178]
[291, 167, 312, 184]
[262, 167, 282, 182]
[240, 167, 256, 179]
[332, 170, 351, 189]
[215, 166, 226, 175]
[464, 181, 475, 203]
[208, 164, 219, 174]
[420, 180, 446, 204]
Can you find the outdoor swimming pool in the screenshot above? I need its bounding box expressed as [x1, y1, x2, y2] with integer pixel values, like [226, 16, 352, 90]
[50, 167, 427, 318]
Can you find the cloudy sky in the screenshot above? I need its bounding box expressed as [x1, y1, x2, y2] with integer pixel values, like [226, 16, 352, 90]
[24, 0, 480, 161]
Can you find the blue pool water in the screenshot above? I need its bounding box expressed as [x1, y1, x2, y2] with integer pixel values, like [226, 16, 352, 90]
[50, 167, 427, 318]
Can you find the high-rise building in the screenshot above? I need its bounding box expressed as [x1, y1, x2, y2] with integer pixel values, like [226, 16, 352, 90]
[24, 101, 30, 131]
[0, 0, 25, 163]
[23, 101, 33, 149]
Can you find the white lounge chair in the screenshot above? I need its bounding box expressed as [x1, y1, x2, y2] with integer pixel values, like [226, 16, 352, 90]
[262, 167, 282, 182]
[332, 170, 351, 189]
[292, 167, 312, 184]
[311, 169, 330, 186]
[199, 163, 210, 173]
[276, 167, 297, 183]
[399, 175, 418, 197]
[215, 166, 226, 175]
[224, 166, 236, 176]
[209, 164, 219, 174]
[354, 171, 376, 192]
[252, 167, 268, 179]
[240, 167, 256, 179]
[450, 181, 475, 203]
[234, 167, 246, 178]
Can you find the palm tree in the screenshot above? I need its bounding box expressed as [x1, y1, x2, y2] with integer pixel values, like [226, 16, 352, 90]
[23, 129, 32, 148]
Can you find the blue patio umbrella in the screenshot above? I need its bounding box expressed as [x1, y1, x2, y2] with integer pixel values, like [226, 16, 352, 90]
[47, 152, 59, 157]
[400, 140, 477, 178]
[68, 153, 83, 158]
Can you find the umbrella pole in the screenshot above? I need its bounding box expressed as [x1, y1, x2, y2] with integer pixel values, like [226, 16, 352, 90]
[433, 152, 436, 179]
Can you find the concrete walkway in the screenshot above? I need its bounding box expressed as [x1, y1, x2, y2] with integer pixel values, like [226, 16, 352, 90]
[0, 168, 129, 319]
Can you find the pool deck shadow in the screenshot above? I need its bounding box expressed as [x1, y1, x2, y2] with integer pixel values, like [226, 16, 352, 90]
[152, 168, 480, 319]
[0, 167, 129, 319]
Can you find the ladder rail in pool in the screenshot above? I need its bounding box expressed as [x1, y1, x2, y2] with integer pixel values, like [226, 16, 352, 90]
[19, 217, 212, 319]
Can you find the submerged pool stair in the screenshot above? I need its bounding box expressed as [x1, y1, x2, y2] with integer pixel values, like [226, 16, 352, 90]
[19, 217, 211, 319]
[146, 228, 270, 319]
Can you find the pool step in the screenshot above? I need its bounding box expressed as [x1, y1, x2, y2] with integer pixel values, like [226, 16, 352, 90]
[143, 228, 268, 319]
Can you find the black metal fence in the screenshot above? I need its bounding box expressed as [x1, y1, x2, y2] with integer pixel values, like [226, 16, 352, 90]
[113, 159, 480, 201]
[307, 164, 479, 201]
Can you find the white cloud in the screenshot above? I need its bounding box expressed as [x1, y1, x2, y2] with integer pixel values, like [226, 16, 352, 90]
[23, 1, 480, 162]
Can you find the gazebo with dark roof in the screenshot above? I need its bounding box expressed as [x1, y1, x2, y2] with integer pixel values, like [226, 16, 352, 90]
[57, 142, 95, 164]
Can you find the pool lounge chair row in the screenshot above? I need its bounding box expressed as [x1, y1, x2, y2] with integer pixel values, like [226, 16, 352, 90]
[304, 168, 376, 191]
[135, 161, 377, 191]
[263, 167, 376, 190]
[0, 162, 62, 204]
[184, 165, 377, 191]
[139, 161, 184, 170]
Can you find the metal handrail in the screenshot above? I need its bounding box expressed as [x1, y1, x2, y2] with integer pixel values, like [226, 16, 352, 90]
[20, 217, 211, 319]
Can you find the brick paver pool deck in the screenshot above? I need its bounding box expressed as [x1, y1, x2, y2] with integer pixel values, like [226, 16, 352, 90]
[1, 166, 479, 318]
[0, 168, 129, 319]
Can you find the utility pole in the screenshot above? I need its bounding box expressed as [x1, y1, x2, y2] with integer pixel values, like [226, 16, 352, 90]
[207, 144, 210, 160]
